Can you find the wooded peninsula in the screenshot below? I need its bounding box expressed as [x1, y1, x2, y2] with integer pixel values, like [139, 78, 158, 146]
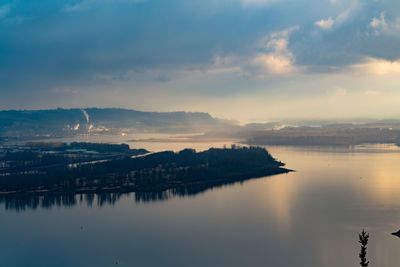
[0, 143, 290, 196]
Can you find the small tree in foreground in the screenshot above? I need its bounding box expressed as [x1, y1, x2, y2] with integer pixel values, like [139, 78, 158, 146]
[359, 229, 370, 267]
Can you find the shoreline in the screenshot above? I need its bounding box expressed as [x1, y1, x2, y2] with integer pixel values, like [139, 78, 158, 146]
[0, 168, 293, 198]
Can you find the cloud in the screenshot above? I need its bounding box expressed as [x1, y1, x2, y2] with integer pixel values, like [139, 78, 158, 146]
[351, 57, 400, 75]
[315, 17, 335, 30]
[62, 2, 89, 12]
[0, 5, 10, 19]
[208, 55, 242, 74]
[314, 1, 359, 31]
[329, 0, 340, 5]
[365, 89, 382, 96]
[369, 12, 400, 36]
[243, 27, 299, 76]
[370, 12, 386, 29]
[369, 12, 387, 35]
[250, 54, 294, 75]
[332, 87, 347, 97]
[2, 0, 400, 109]
[241, 0, 274, 7]
[62, 0, 146, 12]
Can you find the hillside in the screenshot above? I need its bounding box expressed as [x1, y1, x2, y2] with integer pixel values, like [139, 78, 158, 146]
[0, 108, 227, 138]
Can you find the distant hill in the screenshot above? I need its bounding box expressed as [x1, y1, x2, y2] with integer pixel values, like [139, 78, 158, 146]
[0, 108, 229, 139]
[246, 125, 400, 146]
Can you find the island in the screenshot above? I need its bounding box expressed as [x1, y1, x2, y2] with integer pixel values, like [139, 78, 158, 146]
[0, 143, 291, 198]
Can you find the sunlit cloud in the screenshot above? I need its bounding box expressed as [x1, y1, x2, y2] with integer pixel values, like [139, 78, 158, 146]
[369, 12, 387, 36]
[351, 57, 400, 75]
[369, 12, 400, 36]
[251, 54, 294, 75]
[315, 17, 335, 30]
[370, 12, 386, 29]
[243, 27, 300, 76]
[314, 0, 359, 31]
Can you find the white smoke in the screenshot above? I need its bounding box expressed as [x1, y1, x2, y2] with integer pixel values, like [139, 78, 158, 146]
[81, 109, 92, 132]
[81, 109, 90, 124]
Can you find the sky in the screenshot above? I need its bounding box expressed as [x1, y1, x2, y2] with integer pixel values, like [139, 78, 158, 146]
[0, 0, 400, 122]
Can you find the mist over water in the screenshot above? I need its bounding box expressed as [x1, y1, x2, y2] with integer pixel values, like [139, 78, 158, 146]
[2, 138, 400, 267]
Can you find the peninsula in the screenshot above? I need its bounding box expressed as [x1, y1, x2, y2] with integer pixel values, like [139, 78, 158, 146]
[0, 143, 290, 196]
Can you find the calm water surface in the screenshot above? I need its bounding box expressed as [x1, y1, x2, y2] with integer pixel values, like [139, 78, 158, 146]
[1, 140, 400, 267]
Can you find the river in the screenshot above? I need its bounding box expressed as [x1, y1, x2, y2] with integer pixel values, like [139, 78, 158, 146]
[1, 136, 400, 267]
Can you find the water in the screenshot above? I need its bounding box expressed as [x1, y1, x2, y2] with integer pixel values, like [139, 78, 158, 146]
[1, 140, 400, 267]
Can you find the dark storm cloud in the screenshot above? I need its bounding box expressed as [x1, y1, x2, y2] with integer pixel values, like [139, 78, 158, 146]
[0, 0, 400, 99]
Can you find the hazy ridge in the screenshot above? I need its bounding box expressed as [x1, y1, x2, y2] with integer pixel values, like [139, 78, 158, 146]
[0, 108, 229, 139]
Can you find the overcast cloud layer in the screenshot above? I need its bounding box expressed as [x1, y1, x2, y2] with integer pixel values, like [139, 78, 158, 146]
[1, 0, 400, 121]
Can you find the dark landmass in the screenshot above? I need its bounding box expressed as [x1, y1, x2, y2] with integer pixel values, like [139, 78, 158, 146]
[0, 144, 290, 202]
[3, 107, 400, 148]
[168, 119, 400, 147]
[194, 120, 400, 147]
[392, 230, 400, 238]
[0, 108, 232, 139]
[246, 125, 400, 146]
[24, 141, 142, 153]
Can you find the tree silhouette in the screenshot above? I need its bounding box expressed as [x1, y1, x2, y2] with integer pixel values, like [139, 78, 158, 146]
[359, 229, 369, 267]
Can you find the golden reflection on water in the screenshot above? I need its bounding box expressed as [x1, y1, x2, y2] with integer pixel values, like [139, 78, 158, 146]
[366, 155, 400, 205]
[268, 145, 400, 205]
[3, 141, 400, 267]
[260, 173, 297, 235]
[272, 145, 400, 266]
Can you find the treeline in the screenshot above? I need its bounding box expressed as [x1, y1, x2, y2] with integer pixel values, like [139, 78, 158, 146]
[26, 142, 139, 153]
[0, 142, 147, 174]
[0, 146, 289, 195]
[247, 127, 400, 146]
